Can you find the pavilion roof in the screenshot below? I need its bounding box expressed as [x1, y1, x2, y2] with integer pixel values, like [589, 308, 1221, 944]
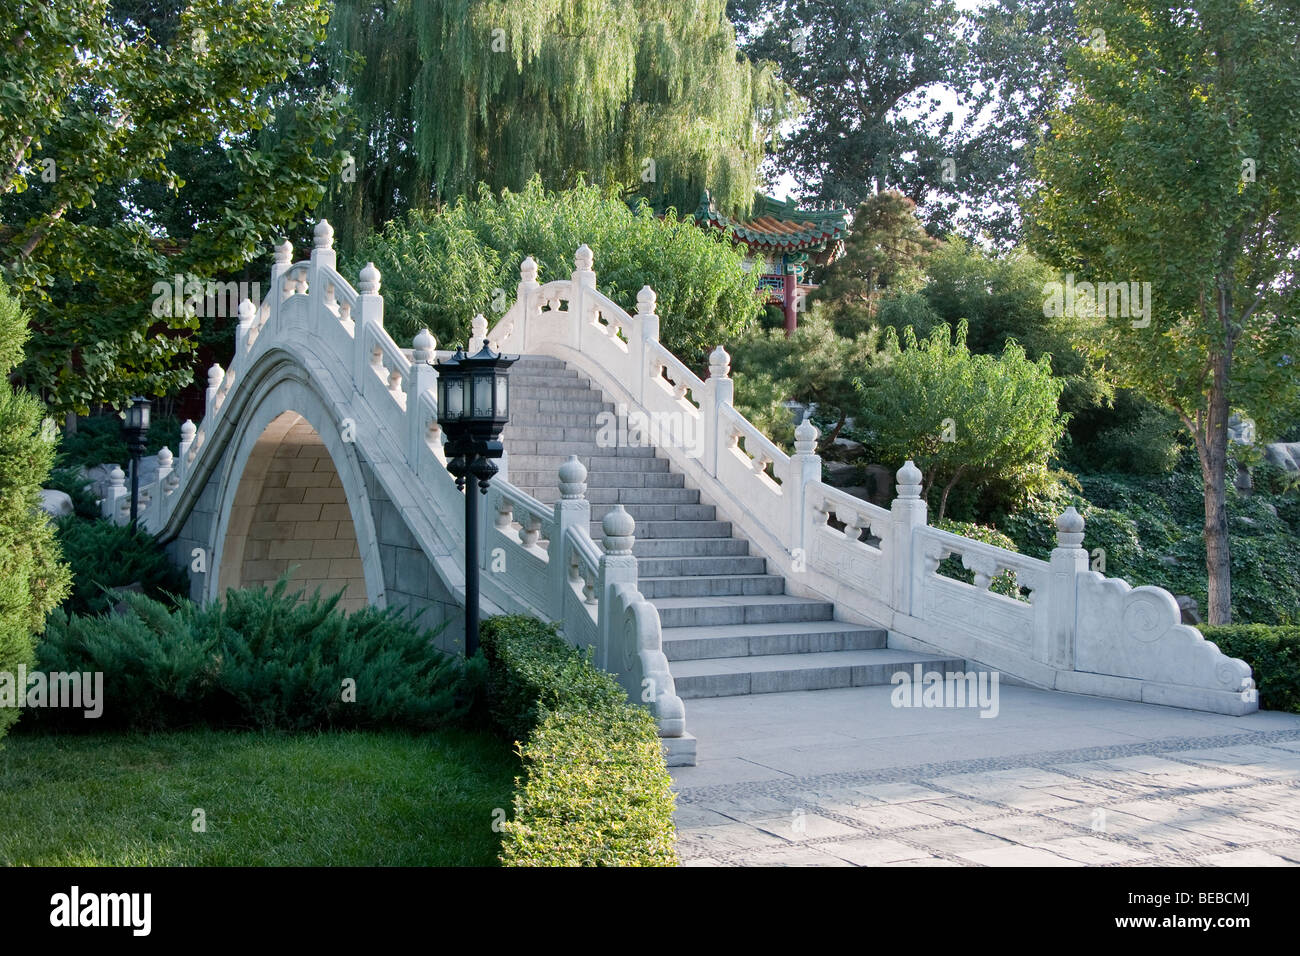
[693, 190, 850, 257]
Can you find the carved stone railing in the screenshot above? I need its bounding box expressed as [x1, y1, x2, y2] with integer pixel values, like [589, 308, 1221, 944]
[488, 247, 1258, 716]
[104, 220, 692, 761]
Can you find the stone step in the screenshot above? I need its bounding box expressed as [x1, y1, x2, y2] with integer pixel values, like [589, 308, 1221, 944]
[661, 621, 887, 661]
[504, 413, 607, 429]
[591, 519, 731, 539]
[511, 398, 613, 415]
[510, 384, 605, 401]
[507, 370, 582, 384]
[598, 502, 715, 522]
[651, 594, 834, 627]
[637, 554, 766, 577]
[637, 574, 785, 599]
[510, 454, 670, 474]
[508, 440, 657, 458]
[670, 649, 967, 699]
[502, 425, 621, 443]
[512, 487, 703, 507]
[513, 356, 570, 369]
[506, 470, 685, 489]
[632, 537, 751, 558]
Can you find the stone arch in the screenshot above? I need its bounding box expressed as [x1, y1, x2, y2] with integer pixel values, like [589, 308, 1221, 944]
[207, 374, 385, 610]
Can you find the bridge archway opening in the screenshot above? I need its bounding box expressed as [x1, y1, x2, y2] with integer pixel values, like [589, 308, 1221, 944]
[217, 412, 368, 611]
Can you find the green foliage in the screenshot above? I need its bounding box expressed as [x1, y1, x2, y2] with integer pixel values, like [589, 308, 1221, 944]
[346, 178, 764, 359]
[53, 517, 190, 616]
[325, 0, 796, 249]
[729, 306, 881, 451]
[855, 320, 1067, 520]
[1198, 625, 1300, 714]
[932, 518, 1021, 598]
[0, 279, 70, 741]
[2, 0, 347, 416]
[480, 615, 678, 867]
[42, 468, 99, 519]
[55, 413, 182, 471]
[33, 580, 481, 731]
[1066, 389, 1186, 476]
[811, 191, 937, 338]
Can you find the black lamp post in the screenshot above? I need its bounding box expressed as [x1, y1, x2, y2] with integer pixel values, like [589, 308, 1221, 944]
[122, 396, 152, 528]
[435, 338, 516, 657]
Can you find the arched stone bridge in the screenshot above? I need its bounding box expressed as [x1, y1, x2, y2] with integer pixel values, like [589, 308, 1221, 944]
[108, 220, 1260, 767]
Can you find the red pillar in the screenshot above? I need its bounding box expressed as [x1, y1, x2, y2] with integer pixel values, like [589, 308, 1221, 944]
[782, 272, 797, 336]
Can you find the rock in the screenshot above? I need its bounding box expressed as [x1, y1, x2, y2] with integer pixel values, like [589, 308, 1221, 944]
[823, 460, 858, 485]
[865, 464, 895, 505]
[1233, 515, 1257, 528]
[1265, 442, 1300, 472]
[833, 436, 865, 455]
[1158, 554, 1180, 567]
[1262, 501, 1278, 518]
[1175, 595, 1201, 626]
[1228, 414, 1255, 445]
[1234, 465, 1253, 494]
[39, 489, 73, 517]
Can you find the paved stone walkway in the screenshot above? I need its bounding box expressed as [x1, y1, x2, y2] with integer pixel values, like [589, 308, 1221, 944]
[670, 684, 1300, 866]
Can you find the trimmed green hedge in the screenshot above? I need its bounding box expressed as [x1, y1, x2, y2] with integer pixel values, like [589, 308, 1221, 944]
[480, 615, 677, 867]
[1199, 624, 1300, 714]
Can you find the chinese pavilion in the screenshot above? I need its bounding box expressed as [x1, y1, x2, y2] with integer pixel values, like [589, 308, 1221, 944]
[693, 190, 850, 334]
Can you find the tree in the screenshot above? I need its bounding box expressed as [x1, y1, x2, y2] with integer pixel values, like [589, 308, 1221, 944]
[0, 278, 70, 740]
[855, 320, 1067, 520]
[1028, 0, 1300, 624]
[811, 190, 937, 337]
[346, 177, 766, 361]
[1, 0, 347, 417]
[729, 306, 882, 450]
[325, 0, 797, 250]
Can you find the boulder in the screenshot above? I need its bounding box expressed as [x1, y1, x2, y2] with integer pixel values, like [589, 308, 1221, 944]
[1265, 442, 1300, 472]
[39, 489, 73, 518]
[1175, 595, 1201, 626]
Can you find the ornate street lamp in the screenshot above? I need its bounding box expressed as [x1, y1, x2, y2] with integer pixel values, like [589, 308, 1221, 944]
[121, 396, 152, 528]
[435, 337, 516, 657]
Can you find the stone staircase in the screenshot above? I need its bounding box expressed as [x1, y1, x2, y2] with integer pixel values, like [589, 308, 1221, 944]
[503, 355, 964, 699]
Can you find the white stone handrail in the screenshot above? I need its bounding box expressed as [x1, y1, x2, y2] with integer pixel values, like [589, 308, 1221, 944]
[488, 247, 1259, 716]
[106, 221, 690, 753]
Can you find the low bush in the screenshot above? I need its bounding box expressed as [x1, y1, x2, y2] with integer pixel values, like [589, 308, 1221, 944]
[31, 579, 481, 731]
[1198, 624, 1300, 714]
[53, 516, 190, 615]
[480, 614, 677, 867]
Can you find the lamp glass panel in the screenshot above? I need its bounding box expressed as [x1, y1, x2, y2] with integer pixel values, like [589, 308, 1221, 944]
[494, 374, 508, 418]
[138, 402, 150, 429]
[444, 379, 464, 419]
[471, 374, 493, 418]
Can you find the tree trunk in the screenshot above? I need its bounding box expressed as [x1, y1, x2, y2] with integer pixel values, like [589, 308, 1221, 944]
[1201, 346, 1233, 625]
[937, 466, 964, 522]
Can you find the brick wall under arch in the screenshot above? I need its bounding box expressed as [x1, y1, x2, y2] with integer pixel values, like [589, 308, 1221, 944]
[217, 412, 367, 611]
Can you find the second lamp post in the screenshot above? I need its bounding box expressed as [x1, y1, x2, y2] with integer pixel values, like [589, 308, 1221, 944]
[435, 337, 516, 658]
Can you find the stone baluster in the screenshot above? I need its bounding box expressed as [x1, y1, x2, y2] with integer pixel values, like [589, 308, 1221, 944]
[157, 446, 175, 500]
[552, 455, 591, 619]
[179, 420, 196, 470]
[408, 328, 438, 472]
[596, 504, 637, 672]
[274, 239, 293, 303]
[515, 256, 540, 351]
[634, 285, 659, 409]
[102, 465, 126, 522]
[570, 244, 595, 352]
[311, 219, 336, 270]
[354, 262, 383, 393]
[471, 312, 488, 351]
[892, 460, 927, 618]
[1042, 505, 1087, 670]
[205, 363, 224, 419]
[701, 344, 733, 479]
[788, 416, 822, 566]
[237, 297, 255, 353]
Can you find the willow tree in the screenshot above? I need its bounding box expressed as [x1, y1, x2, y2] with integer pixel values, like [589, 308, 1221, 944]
[325, 0, 796, 249]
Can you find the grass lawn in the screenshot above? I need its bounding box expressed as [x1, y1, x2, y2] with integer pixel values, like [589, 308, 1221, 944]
[0, 727, 518, 866]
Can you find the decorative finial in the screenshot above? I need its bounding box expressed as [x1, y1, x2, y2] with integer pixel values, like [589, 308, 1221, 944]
[896, 459, 923, 498]
[358, 261, 381, 295]
[1056, 505, 1086, 549]
[636, 285, 657, 316]
[313, 219, 334, 249]
[157, 446, 173, 467]
[207, 363, 224, 389]
[794, 415, 818, 454]
[708, 345, 731, 379]
[274, 239, 292, 264]
[180, 420, 196, 443]
[558, 455, 588, 500]
[574, 244, 593, 272]
[520, 256, 538, 284]
[471, 313, 488, 346]
[413, 328, 435, 364]
[601, 505, 636, 554]
[237, 298, 255, 327]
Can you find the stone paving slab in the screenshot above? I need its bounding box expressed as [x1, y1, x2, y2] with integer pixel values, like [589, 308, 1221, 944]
[670, 683, 1300, 866]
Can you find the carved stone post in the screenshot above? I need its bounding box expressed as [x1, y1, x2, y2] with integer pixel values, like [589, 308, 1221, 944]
[103, 465, 127, 522]
[570, 244, 595, 352]
[702, 344, 733, 479]
[597, 505, 637, 673]
[553, 456, 591, 618]
[178, 420, 196, 476]
[1043, 505, 1087, 670]
[891, 460, 927, 618]
[205, 364, 224, 419]
[788, 416, 822, 565]
[354, 262, 383, 391]
[408, 329, 438, 472]
[237, 298, 255, 354]
[515, 256, 539, 352]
